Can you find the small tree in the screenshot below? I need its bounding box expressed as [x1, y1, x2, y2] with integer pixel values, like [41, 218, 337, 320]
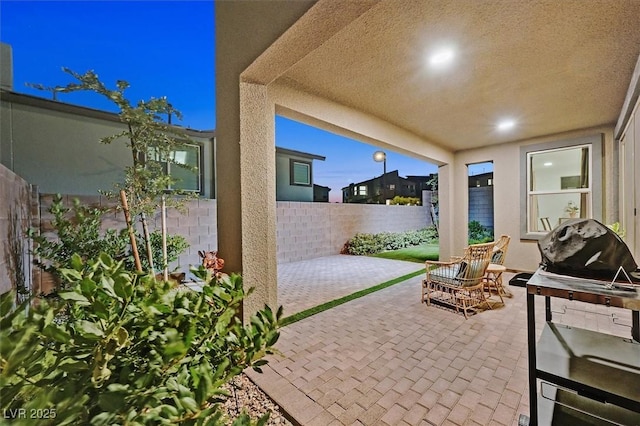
[30, 69, 197, 273]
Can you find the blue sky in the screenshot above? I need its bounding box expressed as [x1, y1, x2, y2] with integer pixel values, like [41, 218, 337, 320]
[0, 1, 477, 202]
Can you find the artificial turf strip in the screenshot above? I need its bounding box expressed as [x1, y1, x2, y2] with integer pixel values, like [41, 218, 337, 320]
[279, 268, 425, 327]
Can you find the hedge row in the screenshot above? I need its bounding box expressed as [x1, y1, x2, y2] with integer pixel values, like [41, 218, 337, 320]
[342, 227, 438, 255]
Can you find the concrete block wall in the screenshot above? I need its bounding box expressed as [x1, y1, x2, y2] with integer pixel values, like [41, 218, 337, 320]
[0, 163, 34, 295]
[39, 194, 218, 274]
[276, 201, 432, 263]
[34, 195, 431, 278]
[468, 186, 494, 230]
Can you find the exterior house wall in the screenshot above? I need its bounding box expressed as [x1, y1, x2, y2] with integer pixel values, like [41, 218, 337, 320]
[453, 126, 615, 272]
[275, 151, 313, 202]
[0, 91, 215, 198]
[0, 163, 34, 296]
[616, 81, 640, 263]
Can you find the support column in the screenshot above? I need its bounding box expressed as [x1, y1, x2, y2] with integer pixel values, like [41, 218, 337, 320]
[239, 82, 278, 319]
[438, 163, 454, 260]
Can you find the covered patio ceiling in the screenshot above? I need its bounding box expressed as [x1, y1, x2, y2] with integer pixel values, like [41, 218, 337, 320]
[253, 0, 640, 152]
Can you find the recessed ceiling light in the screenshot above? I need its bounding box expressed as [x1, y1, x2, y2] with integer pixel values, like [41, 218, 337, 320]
[543, 162, 553, 167]
[496, 119, 516, 132]
[429, 48, 455, 68]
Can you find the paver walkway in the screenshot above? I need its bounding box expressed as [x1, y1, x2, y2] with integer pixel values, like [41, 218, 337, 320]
[277, 255, 423, 316]
[249, 257, 633, 426]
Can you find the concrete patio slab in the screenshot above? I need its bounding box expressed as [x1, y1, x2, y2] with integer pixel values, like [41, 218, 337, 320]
[249, 256, 634, 425]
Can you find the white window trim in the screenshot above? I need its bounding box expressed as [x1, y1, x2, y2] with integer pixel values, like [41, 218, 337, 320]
[520, 134, 603, 240]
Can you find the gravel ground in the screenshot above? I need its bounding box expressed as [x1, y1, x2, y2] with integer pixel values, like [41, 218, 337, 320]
[222, 374, 293, 425]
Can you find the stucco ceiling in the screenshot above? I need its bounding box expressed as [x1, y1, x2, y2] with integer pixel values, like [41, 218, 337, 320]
[271, 0, 640, 152]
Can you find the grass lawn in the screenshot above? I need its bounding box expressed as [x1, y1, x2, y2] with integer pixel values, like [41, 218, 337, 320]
[372, 243, 439, 263]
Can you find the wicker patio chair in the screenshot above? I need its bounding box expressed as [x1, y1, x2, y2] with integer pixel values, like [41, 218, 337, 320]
[422, 241, 496, 319]
[484, 235, 511, 302]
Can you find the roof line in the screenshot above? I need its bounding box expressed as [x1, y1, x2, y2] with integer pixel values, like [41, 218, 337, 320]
[0, 89, 216, 137]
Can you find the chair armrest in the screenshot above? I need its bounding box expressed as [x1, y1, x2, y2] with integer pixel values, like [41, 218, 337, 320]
[425, 260, 455, 267]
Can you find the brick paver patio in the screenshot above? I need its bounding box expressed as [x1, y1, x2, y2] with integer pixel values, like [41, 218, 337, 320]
[248, 257, 633, 425]
[277, 255, 423, 316]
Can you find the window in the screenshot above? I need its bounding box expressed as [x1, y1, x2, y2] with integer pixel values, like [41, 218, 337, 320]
[169, 144, 201, 191]
[290, 160, 311, 186]
[520, 134, 602, 239]
[356, 185, 367, 196]
[149, 143, 201, 192]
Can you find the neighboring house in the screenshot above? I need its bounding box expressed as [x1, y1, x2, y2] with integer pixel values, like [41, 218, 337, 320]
[0, 86, 328, 203]
[341, 170, 424, 204]
[275, 147, 326, 202]
[468, 172, 493, 188]
[313, 184, 330, 202]
[406, 174, 437, 192]
[0, 89, 216, 198]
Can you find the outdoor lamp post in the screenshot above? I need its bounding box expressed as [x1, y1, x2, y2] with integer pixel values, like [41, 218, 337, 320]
[373, 150, 386, 203]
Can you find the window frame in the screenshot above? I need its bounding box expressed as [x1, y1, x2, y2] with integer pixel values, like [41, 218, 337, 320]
[148, 142, 203, 194]
[519, 134, 602, 240]
[289, 159, 312, 187]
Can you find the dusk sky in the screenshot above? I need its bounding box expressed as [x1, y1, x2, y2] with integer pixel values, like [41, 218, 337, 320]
[1, 1, 491, 202]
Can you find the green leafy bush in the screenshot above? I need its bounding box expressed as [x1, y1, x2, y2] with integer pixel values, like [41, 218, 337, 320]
[27, 195, 129, 278]
[468, 220, 494, 244]
[389, 196, 421, 206]
[342, 227, 438, 255]
[125, 231, 190, 272]
[29, 195, 189, 290]
[0, 253, 281, 425]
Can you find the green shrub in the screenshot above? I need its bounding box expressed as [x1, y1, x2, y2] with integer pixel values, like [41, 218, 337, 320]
[389, 196, 421, 206]
[468, 220, 494, 244]
[27, 195, 129, 278]
[29, 195, 189, 290]
[342, 227, 438, 255]
[125, 231, 190, 272]
[0, 253, 281, 425]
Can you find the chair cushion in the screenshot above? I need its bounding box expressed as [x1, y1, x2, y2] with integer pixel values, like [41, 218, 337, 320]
[491, 249, 504, 265]
[461, 259, 489, 287]
[430, 264, 463, 286]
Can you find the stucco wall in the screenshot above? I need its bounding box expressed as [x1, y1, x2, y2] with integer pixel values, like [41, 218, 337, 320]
[276, 201, 432, 263]
[453, 126, 615, 272]
[0, 163, 34, 295]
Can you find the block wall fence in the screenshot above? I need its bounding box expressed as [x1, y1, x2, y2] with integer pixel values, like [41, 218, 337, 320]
[2, 180, 434, 293]
[38, 194, 433, 267]
[468, 186, 494, 230]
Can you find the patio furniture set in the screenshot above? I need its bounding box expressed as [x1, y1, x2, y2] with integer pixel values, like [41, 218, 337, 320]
[421, 235, 511, 319]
